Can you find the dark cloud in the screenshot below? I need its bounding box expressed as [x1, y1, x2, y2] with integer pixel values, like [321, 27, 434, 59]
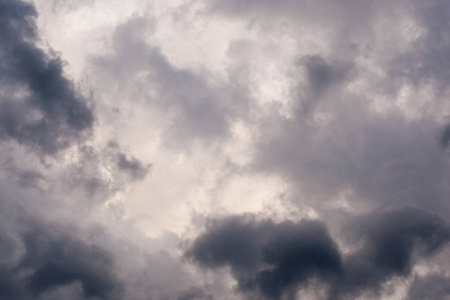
[440, 123, 450, 150]
[0, 0, 94, 154]
[294, 55, 352, 117]
[407, 274, 450, 300]
[186, 215, 342, 299]
[0, 180, 218, 300]
[0, 182, 125, 300]
[22, 226, 124, 300]
[187, 208, 450, 299]
[0, 214, 124, 300]
[116, 153, 149, 180]
[331, 207, 450, 299]
[302, 56, 340, 95]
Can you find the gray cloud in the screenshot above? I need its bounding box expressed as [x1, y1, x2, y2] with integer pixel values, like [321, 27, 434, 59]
[203, 0, 450, 214]
[22, 226, 124, 300]
[207, 0, 377, 26]
[407, 274, 450, 300]
[2, 0, 450, 299]
[168, 286, 214, 300]
[391, 1, 450, 91]
[186, 215, 342, 299]
[186, 208, 450, 299]
[255, 81, 448, 212]
[91, 15, 250, 149]
[0, 208, 124, 300]
[107, 141, 151, 182]
[440, 123, 450, 150]
[40, 141, 152, 209]
[0, 182, 214, 300]
[0, 0, 94, 154]
[331, 207, 450, 299]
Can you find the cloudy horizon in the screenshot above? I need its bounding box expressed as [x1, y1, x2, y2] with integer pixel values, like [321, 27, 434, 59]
[1, 0, 450, 299]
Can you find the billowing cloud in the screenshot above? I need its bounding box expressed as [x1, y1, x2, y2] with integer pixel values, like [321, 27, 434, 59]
[1, 0, 450, 299]
[332, 208, 450, 299]
[0, 0, 94, 154]
[187, 208, 450, 299]
[186, 215, 342, 299]
[0, 205, 123, 300]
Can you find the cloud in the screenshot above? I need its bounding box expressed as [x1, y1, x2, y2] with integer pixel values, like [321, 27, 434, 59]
[439, 123, 450, 150]
[186, 215, 342, 299]
[0, 182, 213, 300]
[201, 0, 450, 214]
[0, 209, 124, 300]
[207, 0, 377, 26]
[0, 0, 94, 154]
[391, 0, 450, 90]
[331, 207, 450, 299]
[186, 208, 450, 299]
[22, 226, 124, 300]
[91, 15, 250, 149]
[255, 82, 448, 211]
[170, 286, 214, 300]
[2, 0, 450, 299]
[107, 141, 151, 182]
[407, 274, 450, 300]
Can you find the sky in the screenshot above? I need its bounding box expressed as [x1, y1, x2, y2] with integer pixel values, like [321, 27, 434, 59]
[1, 0, 450, 299]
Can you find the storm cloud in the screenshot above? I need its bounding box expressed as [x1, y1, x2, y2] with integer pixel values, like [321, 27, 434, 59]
[187, 208, 450, 299]
[0, 0, 94, 154]
[186, 215, 342, 299]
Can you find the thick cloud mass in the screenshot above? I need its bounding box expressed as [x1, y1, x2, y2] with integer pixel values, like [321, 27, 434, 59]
[0, 207, 123, 300]
[23, 227, 123, 300]
[332, 208, 450, 298]
[187, 215, 342, 299]
[2, 0, 450, 299]
[187, 209, 450, 299]
[0, 0, 93, 154]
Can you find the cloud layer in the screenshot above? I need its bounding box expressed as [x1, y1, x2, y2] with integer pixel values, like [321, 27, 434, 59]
[1, 0, 450, 299]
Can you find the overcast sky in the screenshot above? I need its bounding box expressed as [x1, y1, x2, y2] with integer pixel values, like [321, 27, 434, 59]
[1, 0, 450, 299]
